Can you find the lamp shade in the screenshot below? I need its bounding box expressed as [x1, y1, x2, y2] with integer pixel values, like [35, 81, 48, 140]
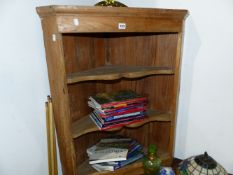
[178, 152, 227, 175]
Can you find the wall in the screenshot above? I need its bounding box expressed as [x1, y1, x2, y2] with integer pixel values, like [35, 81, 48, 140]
[0, 0, 232, 174]
[0, 1, 93, 175]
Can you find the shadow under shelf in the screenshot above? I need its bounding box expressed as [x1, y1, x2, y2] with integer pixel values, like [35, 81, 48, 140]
[72, 110, 172, 139]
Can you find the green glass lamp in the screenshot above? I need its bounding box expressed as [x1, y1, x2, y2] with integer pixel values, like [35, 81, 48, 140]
[95, 0, 127, 7]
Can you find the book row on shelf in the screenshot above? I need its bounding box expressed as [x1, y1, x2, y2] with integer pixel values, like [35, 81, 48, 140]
[87, 136, 143, 172]
[86, 135, 175, 174]
[88, 90, 148, 130]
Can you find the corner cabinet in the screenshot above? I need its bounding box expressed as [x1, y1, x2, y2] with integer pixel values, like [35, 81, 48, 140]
[37, 6, 188, 175]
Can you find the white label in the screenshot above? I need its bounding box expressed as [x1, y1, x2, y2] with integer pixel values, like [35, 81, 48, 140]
[52, 34, 56, 42]
[118, 23, 126, 30]
[73, 18, 79, 26]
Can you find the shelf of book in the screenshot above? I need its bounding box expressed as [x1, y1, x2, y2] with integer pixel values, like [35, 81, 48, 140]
[77, 149, 170, 175]
[66, 65, 174, 84]
[72, 110, 172, 139]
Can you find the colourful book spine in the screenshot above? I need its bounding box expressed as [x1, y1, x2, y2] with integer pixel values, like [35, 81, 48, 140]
[91, 111, 145, 127]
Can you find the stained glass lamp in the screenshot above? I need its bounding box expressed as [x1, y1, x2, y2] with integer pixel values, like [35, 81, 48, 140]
[178, 152, 228, 175]
[95, 0, 127, 7]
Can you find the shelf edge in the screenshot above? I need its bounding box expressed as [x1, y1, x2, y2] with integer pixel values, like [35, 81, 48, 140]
[72, 110, 172, 139]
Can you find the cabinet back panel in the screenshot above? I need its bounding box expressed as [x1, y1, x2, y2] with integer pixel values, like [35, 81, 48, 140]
[68, 76, 174, 121]
[62, 33, 178, 74]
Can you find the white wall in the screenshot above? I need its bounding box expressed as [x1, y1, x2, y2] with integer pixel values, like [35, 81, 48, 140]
[1, 0, 233, 174]
[0, 1, 94, 175]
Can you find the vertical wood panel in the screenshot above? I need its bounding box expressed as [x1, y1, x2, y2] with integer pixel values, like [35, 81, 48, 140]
[40, 17, 77, 175]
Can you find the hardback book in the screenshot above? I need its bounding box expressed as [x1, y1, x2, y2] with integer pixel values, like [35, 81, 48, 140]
[89, 90, 147, 109]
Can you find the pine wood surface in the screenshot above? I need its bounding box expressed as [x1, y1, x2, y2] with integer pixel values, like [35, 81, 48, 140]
[67, 65, 174, 84]
[72, 110, 172, 139]
[40, 16, 77, 175]
[37, 6, 187, 33]
[37, 5, 188, 175]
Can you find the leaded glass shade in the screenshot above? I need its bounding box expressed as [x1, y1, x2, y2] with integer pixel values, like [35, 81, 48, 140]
[178, 152, 228, 175]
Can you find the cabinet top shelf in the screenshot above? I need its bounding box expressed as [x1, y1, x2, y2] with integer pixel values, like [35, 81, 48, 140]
[67, 65, 174, 84]
[37, 5, 188, 19]
[37, 6, 188, 33]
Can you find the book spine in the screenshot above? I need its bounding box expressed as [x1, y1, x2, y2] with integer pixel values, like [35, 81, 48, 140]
[99, 107, 145, 118]
[103, 114, 145, 125]
[102, 114, 145, 127]
[89, 113, 102, 129]
[103, 111, 142, 121]
[114, 153, 144, 170]
[89, 157, 127, 164]
[101, 97, 147, 109]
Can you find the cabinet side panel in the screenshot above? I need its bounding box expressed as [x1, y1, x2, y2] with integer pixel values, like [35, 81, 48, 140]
[40, 17, 77, 175]
[168, 33, 184, 157]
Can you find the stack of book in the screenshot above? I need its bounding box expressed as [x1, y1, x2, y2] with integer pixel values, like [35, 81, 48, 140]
[88, 90, 147, 130]
[87, 136, 144, 172]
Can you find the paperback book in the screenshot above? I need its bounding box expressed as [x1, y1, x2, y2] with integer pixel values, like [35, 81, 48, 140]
[87, 136, 144, 171]
[89, 90, 147, 109]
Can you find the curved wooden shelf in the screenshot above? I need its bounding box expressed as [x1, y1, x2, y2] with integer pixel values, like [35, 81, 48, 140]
[77, 149, 170, 175]
[67, 65, 174, 84]
[72, 110, 172, 139]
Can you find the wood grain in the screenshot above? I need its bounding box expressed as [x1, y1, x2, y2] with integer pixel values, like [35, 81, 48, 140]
[67, 65, 174, 84]
[39, 16, 77, 175]
[72, 110, 172, 139]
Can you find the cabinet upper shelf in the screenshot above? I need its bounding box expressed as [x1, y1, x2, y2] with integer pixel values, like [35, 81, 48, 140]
[72, 110, 172, 139]
[67, 65, 174, 84]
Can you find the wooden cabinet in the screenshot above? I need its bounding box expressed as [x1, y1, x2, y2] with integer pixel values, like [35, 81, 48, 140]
[37, 6, 188, 175]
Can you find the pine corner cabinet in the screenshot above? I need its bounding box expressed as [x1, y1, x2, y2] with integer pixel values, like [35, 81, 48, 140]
[36, 5, 188, 175]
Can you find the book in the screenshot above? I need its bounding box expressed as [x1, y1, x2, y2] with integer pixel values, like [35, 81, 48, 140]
[91, 152, 144, 172]
[87, 137, 137, 156]
[89, 112, 144, 130]
[87, 137, 140, 164]
[88, 101, 147, 114]
[93, 110, 145, 123]
[89, 90, 147, 109]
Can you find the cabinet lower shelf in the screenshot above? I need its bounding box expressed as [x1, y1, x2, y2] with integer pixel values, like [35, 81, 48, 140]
[77, 149, 171, 175]
[67, 65, 174, 84]
[72, 110, 172, 139]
